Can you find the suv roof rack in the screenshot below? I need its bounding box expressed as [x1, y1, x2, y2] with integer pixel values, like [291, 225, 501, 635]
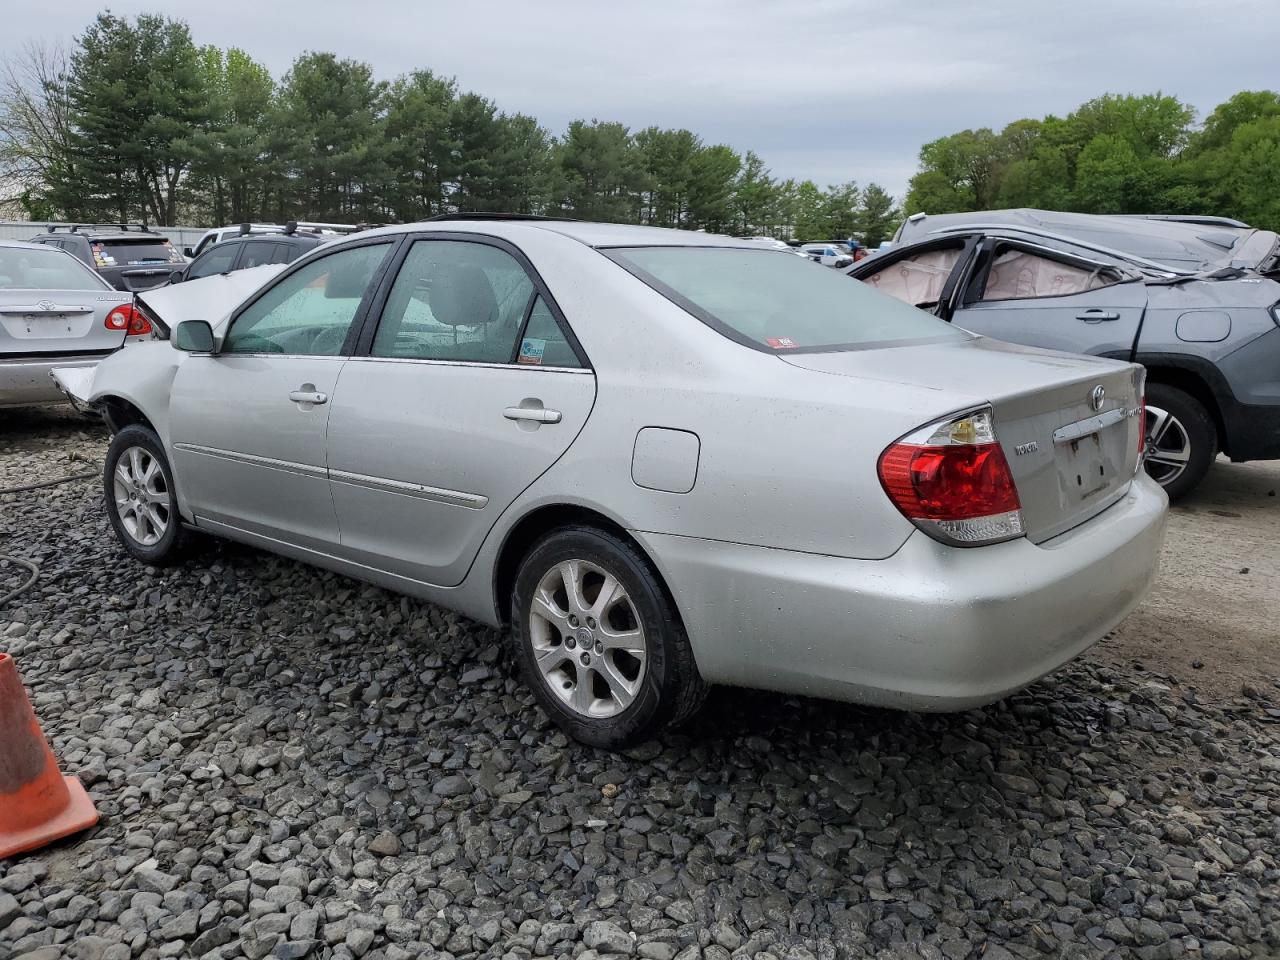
[424, 212, 573, 223]
[47, 222, 152, 234]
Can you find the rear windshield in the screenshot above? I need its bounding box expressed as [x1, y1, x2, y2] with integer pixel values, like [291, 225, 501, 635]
[94, 239, 183, 267]
[606, 246, 964, 352]
[0, 245, 105, 290]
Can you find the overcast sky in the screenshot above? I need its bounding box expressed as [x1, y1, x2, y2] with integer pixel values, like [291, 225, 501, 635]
[5, 0, 1278, 198]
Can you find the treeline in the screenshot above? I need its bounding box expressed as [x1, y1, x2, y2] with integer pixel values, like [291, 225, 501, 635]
[0, 13, 901, 243]
[905, 92, 1280, 231]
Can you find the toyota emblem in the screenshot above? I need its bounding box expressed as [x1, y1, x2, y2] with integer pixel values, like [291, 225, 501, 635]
[36, 299, 55, 311]
[1090, 385, 1105, 411]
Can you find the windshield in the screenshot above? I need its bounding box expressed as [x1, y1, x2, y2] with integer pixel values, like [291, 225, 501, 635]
[0, 246, 105, 290]
[606, 246, 964, 352]
[94, 239, 183, 267]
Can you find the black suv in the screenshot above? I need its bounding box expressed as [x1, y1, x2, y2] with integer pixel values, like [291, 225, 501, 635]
[172, 224, 344, 284]
[28, 223, 184, 291]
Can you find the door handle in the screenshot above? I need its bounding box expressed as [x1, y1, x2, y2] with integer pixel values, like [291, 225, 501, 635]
[289, 389, 328, 405]
[1077, 309, 1120, 322]
[504, 405, 561, 424]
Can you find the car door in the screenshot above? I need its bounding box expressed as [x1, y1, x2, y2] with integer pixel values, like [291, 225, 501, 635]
[946, 238, 1147, 358]
[168, 239, 398, 550]
[326, 234, 596, 587]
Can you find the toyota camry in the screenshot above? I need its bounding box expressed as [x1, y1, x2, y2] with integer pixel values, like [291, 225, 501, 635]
[55, 216, 1168, 748]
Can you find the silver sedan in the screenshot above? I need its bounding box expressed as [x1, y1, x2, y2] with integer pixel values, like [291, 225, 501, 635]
[56, 218, 1168, 748]
[1, 239, 145, 407]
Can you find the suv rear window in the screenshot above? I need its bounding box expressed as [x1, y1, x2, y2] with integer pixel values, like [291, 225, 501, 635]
[94, 239, 183, 267]
[606, 246, 964, 352]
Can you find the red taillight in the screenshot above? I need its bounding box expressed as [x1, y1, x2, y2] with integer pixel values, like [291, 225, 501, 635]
[104, 303, 152, 337]
[878, 407, 1024, 546]
[879, 442, 1021, 520]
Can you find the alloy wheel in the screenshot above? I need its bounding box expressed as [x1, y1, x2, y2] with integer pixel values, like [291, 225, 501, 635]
[528, 558, 647, 718]
[1143, 404, 1192, 488]
[113, 445, 171, 546]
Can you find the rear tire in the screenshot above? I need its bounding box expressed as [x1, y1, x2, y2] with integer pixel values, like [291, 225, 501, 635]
[1144, 383, 1215, 501]
[104, 425, 190, 566]
[510, 526, 707, 749]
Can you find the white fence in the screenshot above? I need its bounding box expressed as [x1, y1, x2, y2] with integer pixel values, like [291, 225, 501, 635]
[0, 221, 210, 247]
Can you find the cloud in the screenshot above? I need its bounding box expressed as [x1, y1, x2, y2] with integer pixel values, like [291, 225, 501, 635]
[4, 0, 1278, 196]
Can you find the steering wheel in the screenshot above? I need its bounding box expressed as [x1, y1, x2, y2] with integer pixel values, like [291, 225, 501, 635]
[310, 325, 349, 356]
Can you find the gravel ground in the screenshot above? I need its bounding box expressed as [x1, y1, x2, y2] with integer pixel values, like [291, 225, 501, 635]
[1, 407, 1278, 960]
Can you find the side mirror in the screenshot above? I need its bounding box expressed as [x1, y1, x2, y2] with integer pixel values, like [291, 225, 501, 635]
[169, 270, 185, 284]
[183, 246, 194, 258]
[173, 320, 215, 353]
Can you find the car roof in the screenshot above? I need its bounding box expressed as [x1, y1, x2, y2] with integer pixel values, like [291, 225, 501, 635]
[356, 217, 762, 250]
[896, 208, 1269, 272]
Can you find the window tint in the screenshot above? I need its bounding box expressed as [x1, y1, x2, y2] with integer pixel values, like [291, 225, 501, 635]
[517, 296, 582, 368]
[0, 245, 104, 290]
[240, 242, 280, 269]
[861, 246, 965, 307]
[372, 240, 534, 363]
[223, 242, 391, 356]
[609, 246, 962, 352]
[188, 242, 239, 279]
[981, 247, 1116, 301]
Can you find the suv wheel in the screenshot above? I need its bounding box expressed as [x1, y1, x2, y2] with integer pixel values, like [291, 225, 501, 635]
[510, 526, 707, 749]
[104, 425, 190, 565]
[1144, 384, 1216, 500]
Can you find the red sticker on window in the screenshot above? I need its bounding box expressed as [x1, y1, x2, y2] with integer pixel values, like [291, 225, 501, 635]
[766, 337, 797, 349]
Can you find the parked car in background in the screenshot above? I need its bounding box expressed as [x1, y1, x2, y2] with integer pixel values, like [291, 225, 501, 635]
[56, 216, 1165, 748]
[799, 243, 854, 268]
[185, 221, 362, 259]
[172, 226, 335, 284]
[27, 224, 185, 292]
[849, 209, 1280, 498]
[0, 239, 150, 407]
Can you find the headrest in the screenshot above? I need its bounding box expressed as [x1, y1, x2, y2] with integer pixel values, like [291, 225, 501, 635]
[428, 264, 497, 327]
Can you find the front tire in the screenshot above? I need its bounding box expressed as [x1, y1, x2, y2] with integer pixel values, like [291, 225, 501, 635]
[510, 526, 707, 749]
[104, 425, 190, 566]
[1143, 384, 1216, 501]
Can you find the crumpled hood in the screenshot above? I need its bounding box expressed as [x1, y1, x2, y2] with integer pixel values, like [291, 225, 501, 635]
[137, 264, 287, 334]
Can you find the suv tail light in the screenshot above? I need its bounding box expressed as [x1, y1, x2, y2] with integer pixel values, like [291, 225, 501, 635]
[878, 406, 1024, 546]
[104, 303, 152, 337]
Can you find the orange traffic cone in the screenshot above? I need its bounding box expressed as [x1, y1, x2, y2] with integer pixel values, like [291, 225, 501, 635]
[0, 652, 99, 858]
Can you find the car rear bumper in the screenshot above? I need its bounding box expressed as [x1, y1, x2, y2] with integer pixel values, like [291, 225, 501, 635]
[0, 354, 105, 407]
[635, 472, 1168, 710]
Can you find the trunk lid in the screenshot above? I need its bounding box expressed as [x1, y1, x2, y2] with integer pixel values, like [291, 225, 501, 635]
[781, 337, 1145, 543]
[0, 288, 131, 356]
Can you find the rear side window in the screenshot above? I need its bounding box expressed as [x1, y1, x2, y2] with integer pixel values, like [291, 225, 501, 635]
[981, 246, 1118, 301]
[372, 240, 535, 363]
[95, 239, 183, 267]
[240, 242, 280, 269]
[518, 296, 582, 368]
[0, 245, 105, 290]
[607, 246, 964, 352]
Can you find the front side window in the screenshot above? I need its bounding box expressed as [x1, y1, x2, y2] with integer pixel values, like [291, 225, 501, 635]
[188, 243, 239, 280]
[0, 245, 106, 290]
[608, 246, 963, 352]
[240, 242, 280, 269]
[981, 246, 1118, 301]
[372, 240, 534, 363]
[223, 242, 391, 356]
[861, 245, 966, 308]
